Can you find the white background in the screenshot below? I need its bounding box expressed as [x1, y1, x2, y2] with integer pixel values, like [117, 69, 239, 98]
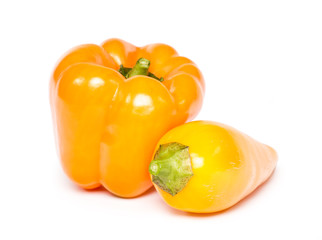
[1, 0, 321, 239]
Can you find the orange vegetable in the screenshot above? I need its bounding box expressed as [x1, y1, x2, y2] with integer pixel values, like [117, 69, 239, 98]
[149, 121, 277, 213]
[50, 38, 204, 198]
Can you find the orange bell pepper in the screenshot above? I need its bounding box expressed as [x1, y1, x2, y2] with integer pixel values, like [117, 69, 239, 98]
[149, 121, 277, 213]
[50, 38, 204, 198]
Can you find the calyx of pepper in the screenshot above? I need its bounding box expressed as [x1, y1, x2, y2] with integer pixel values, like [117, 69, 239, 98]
[149, 142, 194, 196]
[118, 58, 164, 82]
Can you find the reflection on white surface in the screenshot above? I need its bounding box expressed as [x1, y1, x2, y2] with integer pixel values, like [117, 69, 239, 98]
[73, 77, 85, 86]
[191, 153, 204, 168]
[89, 77, 105, 88]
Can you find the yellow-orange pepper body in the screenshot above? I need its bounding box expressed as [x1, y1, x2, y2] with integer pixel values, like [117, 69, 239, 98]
[149, 121, 277, 213]
[50, 39, 204, 198]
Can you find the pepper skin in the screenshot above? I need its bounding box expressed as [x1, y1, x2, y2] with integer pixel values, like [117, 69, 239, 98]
[50, 38, 204, 198]
[149, 121, 277, 213]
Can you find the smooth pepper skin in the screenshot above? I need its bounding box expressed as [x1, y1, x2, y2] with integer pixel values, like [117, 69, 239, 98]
[50, 38, 204, 198]
[150, 121, 277, 213]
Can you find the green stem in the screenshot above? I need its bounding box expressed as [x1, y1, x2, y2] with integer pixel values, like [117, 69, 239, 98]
[126, 58, 150, 78]
[118, 65, 131, 77]
[149, 142, 194, 196]
[118, 58, 164, 82]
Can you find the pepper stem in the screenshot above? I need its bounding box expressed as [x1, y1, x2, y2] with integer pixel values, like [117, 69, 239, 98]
[126, 58, 150, 78]
[149, 142, 194, 196]
[118, 58, 164, 82]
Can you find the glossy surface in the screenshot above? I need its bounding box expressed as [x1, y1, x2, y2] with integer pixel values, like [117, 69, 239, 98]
[151, 121, 278, 213]
[50, 39, 205, 197]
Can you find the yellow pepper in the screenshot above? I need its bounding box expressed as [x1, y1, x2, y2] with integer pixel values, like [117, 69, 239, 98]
[149, 121, 278, 213]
